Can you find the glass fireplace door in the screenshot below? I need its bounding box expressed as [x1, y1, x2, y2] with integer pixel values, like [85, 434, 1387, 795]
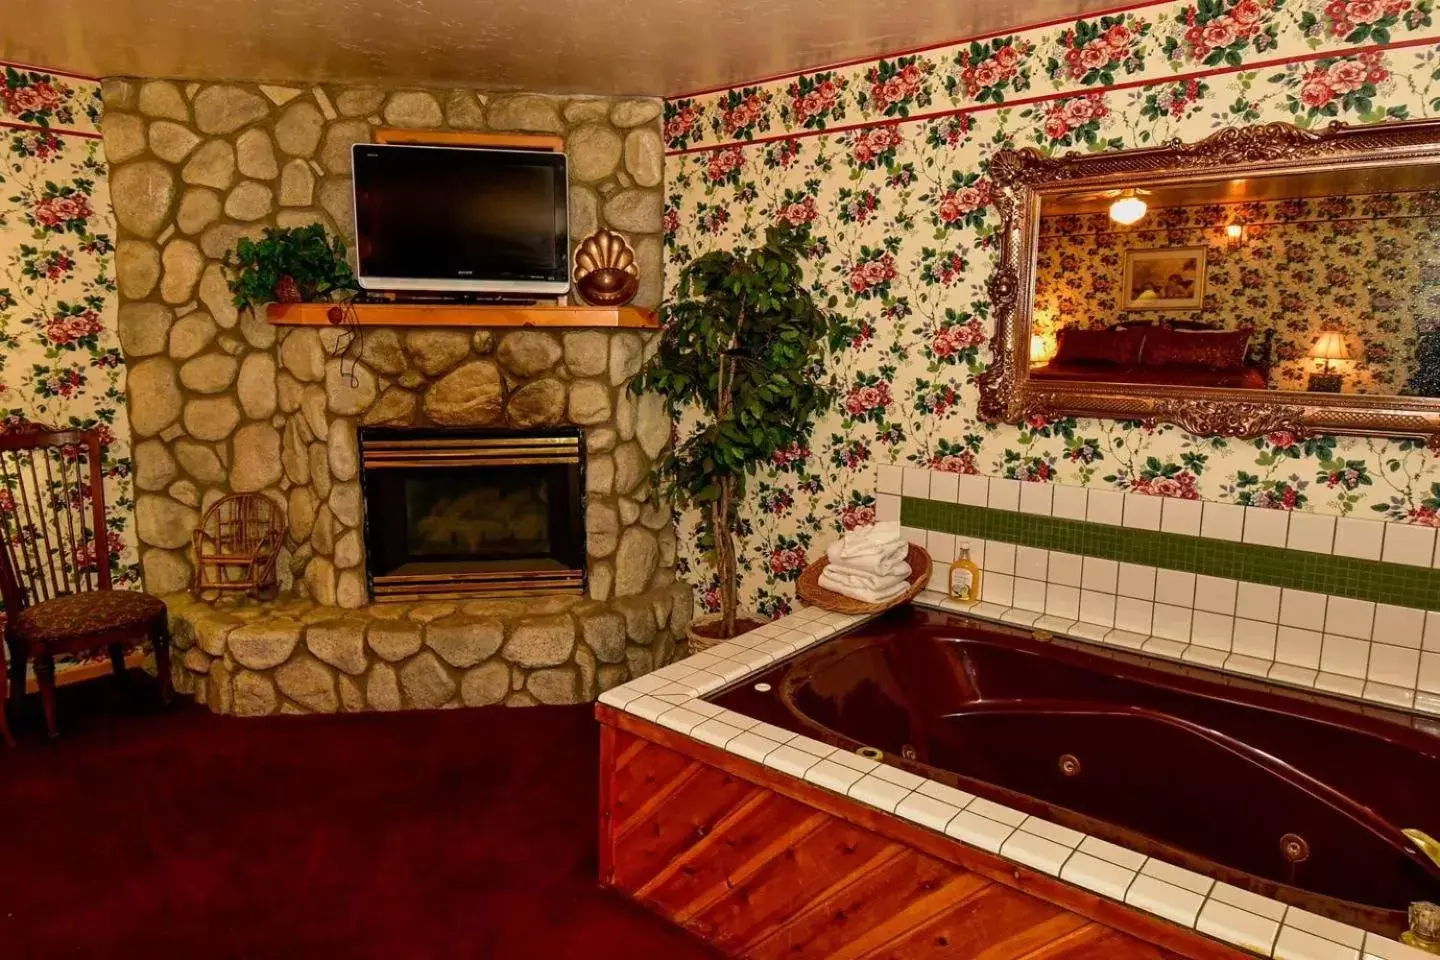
[358, 428, 585, 602]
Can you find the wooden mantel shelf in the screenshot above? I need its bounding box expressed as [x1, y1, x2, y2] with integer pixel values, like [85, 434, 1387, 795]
[266, 302, 658, 329]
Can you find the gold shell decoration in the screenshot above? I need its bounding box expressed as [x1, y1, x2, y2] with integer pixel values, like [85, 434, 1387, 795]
[573, 229, 640, 307]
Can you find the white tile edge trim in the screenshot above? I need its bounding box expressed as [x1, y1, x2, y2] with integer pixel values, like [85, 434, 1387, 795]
[911, 591, 1440, 721]
[600, 602, 1402, 960]
[909, 470, 1440, 713]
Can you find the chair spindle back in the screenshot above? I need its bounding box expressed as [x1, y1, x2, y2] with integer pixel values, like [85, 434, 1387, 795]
[0, 425, 110, 615]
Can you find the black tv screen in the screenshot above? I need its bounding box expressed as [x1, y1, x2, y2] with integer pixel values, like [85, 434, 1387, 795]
[351, 144, 569, 295]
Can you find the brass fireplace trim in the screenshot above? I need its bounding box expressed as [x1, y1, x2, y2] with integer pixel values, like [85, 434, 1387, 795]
[371, 569, 585, 603]
[358, 428, 588, 603]
[362, 435, 583, 469]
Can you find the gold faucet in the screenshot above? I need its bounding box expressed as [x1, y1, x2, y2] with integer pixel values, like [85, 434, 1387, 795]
[1406, 829, 1440, 870]
[1403, 832, 1440, 955]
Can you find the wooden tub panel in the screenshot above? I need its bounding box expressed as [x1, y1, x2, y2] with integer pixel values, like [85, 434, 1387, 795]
[599, 706, 1247, 960]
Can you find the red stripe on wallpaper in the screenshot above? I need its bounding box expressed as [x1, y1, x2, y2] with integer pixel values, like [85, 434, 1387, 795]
[0, 58, 99, 82]
[0, 119, 102, 139]
[665, 34, 1440, 157]
[669, 0, 1177, 100]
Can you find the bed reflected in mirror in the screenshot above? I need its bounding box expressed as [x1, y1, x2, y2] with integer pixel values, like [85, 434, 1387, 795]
[1028, 165, 1440, 397]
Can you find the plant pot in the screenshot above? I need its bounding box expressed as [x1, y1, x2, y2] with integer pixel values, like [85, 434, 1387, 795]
[272, 274, 303, 303]
[686, 610, 766, 654]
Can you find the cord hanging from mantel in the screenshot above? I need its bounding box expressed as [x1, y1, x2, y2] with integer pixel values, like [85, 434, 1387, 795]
[324, 297, 363, 388]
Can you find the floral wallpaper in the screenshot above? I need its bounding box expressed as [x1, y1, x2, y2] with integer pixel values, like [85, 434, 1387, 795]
[1, 63, 136, 675]
[1035, 193, 1440, 394]
[663, 0, 1440, 618]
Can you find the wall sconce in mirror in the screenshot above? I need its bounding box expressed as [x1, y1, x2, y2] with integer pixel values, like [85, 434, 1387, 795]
[1225, 223, 1246, 250]
[1308, 331, 1351, 393]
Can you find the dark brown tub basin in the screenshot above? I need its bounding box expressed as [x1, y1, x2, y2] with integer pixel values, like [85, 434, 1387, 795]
[708, 606, 1440, 935]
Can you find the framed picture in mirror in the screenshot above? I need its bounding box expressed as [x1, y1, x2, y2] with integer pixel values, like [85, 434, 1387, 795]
[1121, 247, 1206, 311]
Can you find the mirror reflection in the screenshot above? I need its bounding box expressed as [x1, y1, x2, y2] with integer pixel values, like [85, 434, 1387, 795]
[1031, 166, 1440, 396]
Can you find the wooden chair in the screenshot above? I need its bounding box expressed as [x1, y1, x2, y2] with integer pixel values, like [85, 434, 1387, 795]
[0, 424, 170, 738]
[191, 493, 283, 600]
[0, 630, 11, 747]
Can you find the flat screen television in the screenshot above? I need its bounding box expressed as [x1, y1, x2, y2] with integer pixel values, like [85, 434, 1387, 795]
[351, 144, 569, 295]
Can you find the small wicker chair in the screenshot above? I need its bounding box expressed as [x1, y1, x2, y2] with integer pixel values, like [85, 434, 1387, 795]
[191, 494, 284, 600]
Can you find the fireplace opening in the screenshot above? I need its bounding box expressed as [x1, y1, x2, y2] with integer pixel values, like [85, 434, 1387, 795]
[358, 427, 586, 602]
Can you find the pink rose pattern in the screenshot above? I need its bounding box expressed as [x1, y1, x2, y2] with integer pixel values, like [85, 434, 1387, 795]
[1281, 50, 1403, 119]
[662, 12, 1440, 615]
[783, 72, 849, 130]
[712, 87, 773, 141]
[860, 56, 936, 118]
[0, 65, 138, 671]
[1031, 93, 1117, 149]
[949, 37, 1035, 104]
[1301, 0, 1431, 43]
[1047, 15, 1153, 86]
[1164, 0, 1284, 67]
[1, 66, 95, 129]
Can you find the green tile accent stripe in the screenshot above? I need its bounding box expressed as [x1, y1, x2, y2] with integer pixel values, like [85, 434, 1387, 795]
[901, 497, 1440, 612]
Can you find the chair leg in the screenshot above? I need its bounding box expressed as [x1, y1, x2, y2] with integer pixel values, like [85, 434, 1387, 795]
[0, 646, 11, 748]
[6, 636, 25, 705]
[109, 643, 127, 682]
[152, 620, 173, 706]
[35, 653, 57, 739]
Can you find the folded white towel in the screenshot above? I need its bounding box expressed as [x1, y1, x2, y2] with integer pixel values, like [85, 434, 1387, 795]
[848, 520, 901, 546]
[819, 567, 908, 603]
[828, 521, 904, 560]
[825, 559, 911, 588]
[826, 539, 908, 576]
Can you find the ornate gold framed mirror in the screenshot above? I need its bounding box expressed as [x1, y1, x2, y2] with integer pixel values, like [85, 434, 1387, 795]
[979, 120, 1440, 446]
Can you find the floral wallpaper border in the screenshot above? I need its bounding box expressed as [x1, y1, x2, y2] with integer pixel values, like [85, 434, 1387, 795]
[663, 4, 1440, 620]
[1, 61, 136, 676]
[664, 0, 1440, 154]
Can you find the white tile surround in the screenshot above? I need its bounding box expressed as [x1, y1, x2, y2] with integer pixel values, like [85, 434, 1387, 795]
[598, 605, 1433, 960]
[878, 467, 1440, 718]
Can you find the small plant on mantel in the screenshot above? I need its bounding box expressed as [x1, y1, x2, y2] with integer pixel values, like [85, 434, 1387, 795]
[632, 225, 839, 645]
[225, 224, 358, 311]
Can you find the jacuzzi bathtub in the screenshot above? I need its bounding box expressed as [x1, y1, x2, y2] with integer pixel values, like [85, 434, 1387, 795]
[707, 606, 1440, 935]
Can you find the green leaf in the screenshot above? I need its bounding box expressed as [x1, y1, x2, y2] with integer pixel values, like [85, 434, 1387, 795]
[629, 224, 840, 626]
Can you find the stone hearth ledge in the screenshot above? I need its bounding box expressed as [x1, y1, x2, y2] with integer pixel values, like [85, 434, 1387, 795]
[166, 580, 691, 715]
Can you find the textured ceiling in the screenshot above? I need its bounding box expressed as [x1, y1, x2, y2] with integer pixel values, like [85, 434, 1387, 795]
[5, 0, 1124, 97]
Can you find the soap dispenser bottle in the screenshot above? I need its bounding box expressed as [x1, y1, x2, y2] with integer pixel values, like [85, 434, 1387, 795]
[948, 541, 982, 602]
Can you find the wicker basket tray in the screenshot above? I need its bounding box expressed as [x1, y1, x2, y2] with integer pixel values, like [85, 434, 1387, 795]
[795, 542, 932, 615]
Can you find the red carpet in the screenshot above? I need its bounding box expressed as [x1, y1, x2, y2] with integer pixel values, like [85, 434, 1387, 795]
[0, 675, 717, 960]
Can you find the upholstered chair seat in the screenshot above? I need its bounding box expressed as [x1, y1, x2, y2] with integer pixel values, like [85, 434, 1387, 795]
[14, 591, 167, 644]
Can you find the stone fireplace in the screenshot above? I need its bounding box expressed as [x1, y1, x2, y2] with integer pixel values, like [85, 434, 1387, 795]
[152, 323, 689, 717]
[358, 427, 587, 601]
[102, 78, 687, 716]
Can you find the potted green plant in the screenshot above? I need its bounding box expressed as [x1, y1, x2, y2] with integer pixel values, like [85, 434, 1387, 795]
[225, 224, 358, 310]
[632, 225, 839, 648]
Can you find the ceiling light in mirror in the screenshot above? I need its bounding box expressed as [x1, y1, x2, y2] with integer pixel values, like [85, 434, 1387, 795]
[1108, 192, 1147, 225]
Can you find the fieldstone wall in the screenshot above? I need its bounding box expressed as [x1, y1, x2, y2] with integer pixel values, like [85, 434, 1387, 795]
[99, 79, 663, 307]
[97, 77, 685, 713]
